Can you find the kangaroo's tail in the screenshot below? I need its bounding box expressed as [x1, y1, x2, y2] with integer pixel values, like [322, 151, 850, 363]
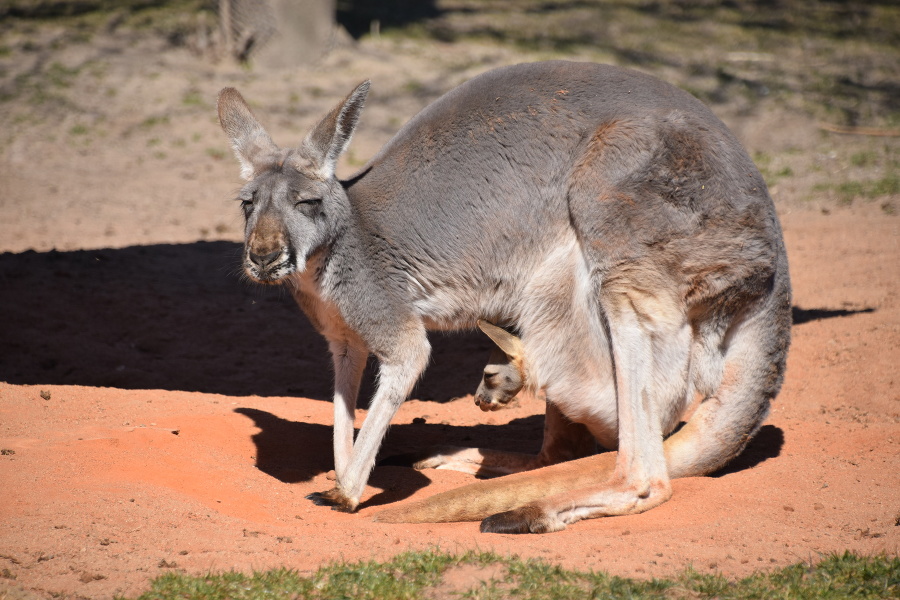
[371, 451, 617, 523]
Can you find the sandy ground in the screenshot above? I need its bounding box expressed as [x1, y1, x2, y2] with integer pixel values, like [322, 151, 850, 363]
[0, 19, 898, 600]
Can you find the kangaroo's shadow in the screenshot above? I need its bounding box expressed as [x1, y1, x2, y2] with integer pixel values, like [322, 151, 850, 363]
[792, 306, 875, 325]
[0, 244, 873, 400]
[0, 242, 496, 402]
[235, 407, 546, 508]
[711, 424, 784, 477]
[236, 404, 780, 509]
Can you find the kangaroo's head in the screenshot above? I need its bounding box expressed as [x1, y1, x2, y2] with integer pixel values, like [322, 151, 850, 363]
[475, 320, 527, 412]
[217, 81, 370, 283]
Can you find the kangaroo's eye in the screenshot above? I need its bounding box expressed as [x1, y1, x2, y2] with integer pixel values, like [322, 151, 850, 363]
[294, 198, 322, 208]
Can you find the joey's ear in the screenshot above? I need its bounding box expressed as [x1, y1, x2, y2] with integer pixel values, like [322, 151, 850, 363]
[477, 320, 524, 359]
[217, 87, 278, 180]
[300, 80, 370, 180]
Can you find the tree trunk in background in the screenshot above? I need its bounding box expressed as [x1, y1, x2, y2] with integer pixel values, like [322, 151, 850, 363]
[223, 0, 337, 68]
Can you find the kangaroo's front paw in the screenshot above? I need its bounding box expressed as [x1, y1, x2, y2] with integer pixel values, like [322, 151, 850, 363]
[480, 506, 564, 534]
[306, 488, 358, 513]
[474, 395, 509, 412]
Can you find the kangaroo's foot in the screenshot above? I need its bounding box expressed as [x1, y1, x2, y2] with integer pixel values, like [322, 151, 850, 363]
[480, 506, 565, 534]
[480, 475, 673, 534]
[306, 488, 358, 512]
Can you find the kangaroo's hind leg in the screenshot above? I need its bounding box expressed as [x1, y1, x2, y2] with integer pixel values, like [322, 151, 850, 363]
[665, 285, 791, 478]
[481, 277, 790, 533]
[482, 274, 693, 533]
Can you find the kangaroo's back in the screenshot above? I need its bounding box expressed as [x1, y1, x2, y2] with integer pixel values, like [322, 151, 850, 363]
[345, 60, 783, 329]
[350, 61, 743, 213]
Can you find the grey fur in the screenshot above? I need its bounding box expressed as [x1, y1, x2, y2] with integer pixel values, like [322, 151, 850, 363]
[217, 61, 791, 528]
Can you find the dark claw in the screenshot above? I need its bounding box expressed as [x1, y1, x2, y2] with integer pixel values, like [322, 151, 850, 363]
[479, 506, 544, 534]
[307, 488, 358, 512]
[306, 491, 336, 506]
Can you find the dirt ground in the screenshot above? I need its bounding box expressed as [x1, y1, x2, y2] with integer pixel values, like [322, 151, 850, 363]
[0, 8, 898, 599]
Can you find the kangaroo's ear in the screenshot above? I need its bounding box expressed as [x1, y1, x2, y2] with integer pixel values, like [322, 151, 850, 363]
[300, 80, 370, 180]
[217, 87, 278, 180]
[477, 320, 524, 359]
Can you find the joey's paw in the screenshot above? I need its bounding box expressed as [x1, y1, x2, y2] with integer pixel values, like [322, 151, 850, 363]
[378, 446, 464, 470]
[479, 506, 562, 534]
[474, 397, 506, 412]
[306, 488, 358, 512]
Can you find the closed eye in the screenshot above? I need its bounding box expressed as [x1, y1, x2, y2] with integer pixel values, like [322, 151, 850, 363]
[238, 195, 254, 214]
[294, 198, 322, 207]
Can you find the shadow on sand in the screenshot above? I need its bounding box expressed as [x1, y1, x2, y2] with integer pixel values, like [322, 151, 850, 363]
[1, 243, 875, 398]
[1, 243, 867, 503]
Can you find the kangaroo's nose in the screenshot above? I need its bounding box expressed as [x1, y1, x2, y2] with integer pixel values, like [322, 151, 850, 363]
[249, 249, 282, 268]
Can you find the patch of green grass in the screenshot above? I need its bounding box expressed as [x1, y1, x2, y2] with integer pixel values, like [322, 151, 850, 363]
[182, 88, 208, 108]
[124, 550, 899, 600]
[45, 61, 81, 88]
[139, 115, 170, 129]
[817, 173, 900, 204]
[871, 173, 900, 196]
[753, 151, 794, 186]
[850, 150, 879, 168]
[205, 147, 226, 160]
[403, 79, 425, 94]
[775, 165, 794, 178]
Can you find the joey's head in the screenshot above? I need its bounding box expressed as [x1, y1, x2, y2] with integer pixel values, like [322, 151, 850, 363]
[474, 320, 527, 412]
[216, 81, 370, 283]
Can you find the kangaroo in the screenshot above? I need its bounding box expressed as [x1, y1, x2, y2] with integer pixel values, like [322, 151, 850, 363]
[473, 320, 528, 412]
[217, 60, 791, 533]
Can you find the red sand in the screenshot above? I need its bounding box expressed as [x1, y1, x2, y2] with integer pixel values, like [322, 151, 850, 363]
[1, 206, 897, 598]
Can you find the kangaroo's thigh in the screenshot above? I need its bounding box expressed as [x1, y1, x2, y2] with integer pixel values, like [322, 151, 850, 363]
[665, 280, 791, 478]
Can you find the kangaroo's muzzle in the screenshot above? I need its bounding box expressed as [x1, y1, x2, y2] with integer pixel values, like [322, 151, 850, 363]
[244, 246, 293, 283]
